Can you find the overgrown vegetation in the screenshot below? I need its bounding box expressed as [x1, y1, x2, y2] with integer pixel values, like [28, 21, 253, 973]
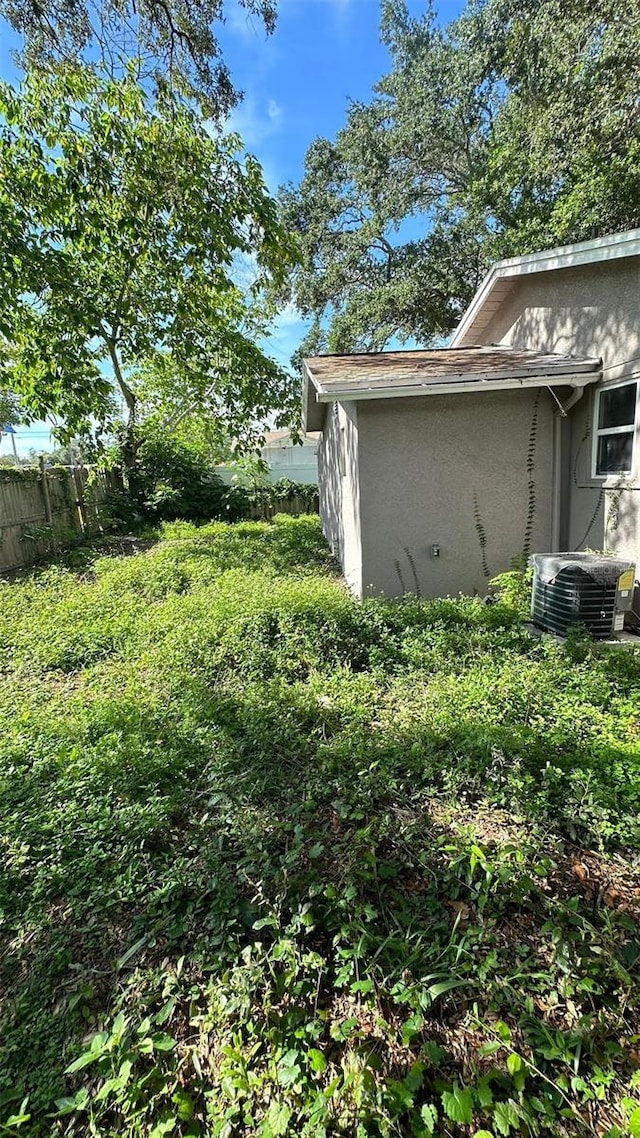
[1, 516, 639, 1137]
[223, 477, 319, 521]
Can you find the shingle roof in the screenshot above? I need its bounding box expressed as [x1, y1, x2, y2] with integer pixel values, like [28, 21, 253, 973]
[262, 429, 321, 446]
[303, 345, 601, 430]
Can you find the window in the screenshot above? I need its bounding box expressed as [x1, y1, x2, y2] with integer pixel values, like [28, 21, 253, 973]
[593, 381, 638, 477]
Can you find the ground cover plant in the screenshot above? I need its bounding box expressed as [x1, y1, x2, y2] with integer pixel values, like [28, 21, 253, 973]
[1, 514, 640, 1137]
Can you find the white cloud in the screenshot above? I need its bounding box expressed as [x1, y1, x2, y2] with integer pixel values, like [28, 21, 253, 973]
[273, 301, 306, 332]
[224, 1, 267, 39]
[266, 98, 282, 128]
[226, 94, 283, 150]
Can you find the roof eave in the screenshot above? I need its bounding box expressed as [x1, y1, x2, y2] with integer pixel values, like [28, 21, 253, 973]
[313, 369, 601, 405]
[302, 362, 327, 432]
[451, 227, 640, 349]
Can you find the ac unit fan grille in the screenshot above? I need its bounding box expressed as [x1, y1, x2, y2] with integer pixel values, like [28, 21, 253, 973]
[532, 577, 616, 637]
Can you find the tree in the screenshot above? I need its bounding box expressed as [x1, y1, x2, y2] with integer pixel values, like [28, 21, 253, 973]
[480, 0, 640, 250]
[279, 1, 497, 354]
[281, 0, 640, 355]
[0, 390, 20, 427]
[0, 0, 276, 113]
[0, 67, 298, 465]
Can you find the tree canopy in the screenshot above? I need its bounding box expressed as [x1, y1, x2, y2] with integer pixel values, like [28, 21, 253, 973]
[0, 0, 276, 112]
[0, 68, 298, 459]
[281, 0, 640, 355]
[0, 389, 20, 427]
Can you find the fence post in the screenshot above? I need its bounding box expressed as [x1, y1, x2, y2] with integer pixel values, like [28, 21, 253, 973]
[39, 456, 53, 526]
[72, 464, 89, 533]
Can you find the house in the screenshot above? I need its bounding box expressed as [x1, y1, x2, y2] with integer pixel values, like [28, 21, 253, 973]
[260, 429, 320, 484]
[303, 228, 640, 599]
[216, 429, 320, 487]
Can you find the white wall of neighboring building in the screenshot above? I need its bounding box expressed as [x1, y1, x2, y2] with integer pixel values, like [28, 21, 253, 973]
[216, 431, 319, 486]
[261, 434, 319, 484]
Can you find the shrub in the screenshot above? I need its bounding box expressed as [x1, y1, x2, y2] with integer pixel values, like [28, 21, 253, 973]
[488, 566, 533, 618]
[128, 430, 224, 522]
[222, 477, 318, 520]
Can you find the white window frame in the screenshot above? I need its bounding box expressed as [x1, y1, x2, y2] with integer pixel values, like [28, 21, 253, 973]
[591, 378, 639, 479]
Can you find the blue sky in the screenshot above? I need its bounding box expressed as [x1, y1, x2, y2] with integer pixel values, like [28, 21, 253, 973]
[0, 0, 463, 455]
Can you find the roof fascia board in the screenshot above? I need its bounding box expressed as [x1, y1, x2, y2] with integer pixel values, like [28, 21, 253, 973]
[493, 227, 640, 276]
[314, 371, 600, 404]
[302, 361, 324, 432]
[451, 228, 640, 348]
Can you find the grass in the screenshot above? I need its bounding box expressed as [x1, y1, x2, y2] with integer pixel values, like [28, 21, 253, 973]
[1, 514, 639, 1137]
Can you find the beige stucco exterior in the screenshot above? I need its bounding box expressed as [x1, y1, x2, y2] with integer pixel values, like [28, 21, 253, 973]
[319, 388, 556, 599]
[315, 241, 640, 600]
[318, 401, 362, 596]
[481, 256, 640, 565]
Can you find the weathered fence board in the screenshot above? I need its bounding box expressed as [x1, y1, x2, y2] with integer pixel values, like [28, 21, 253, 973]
[0, 466, 120, 573]
[247, 493, 319, 520]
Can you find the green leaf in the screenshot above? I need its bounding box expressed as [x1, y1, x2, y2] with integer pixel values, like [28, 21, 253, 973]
[478, 1041, 501, 1057]
[423, 1041, 445, 1064]
[351, 979, 374, 995]
[155, 999, 176, 1026]
[476, 1078, 494, 1108]
[265, 1100, 292, 1136]
[55, 1098, 79, 1116]
[116, 935, 148, 971]
[2, 1104, 31, 1128]
[404, 1063, 425, 1093]
[628, 1107, 640, 1137]
[149, 1119, 176, 1138]
[420, 1103, 438, 1134]
[506, 1053, 522, 1076]
[493, 1100, 520, 1135]
[428, 978, 468, 1000]
[402, 1013, 424, 1045]
[308, 1048, 327, 1073]
[65, 1050, 100, 1073]
[441, 1085, 473, 1126]
[110, 1011, 128, 1042]
[173, 1090, 195, 1121]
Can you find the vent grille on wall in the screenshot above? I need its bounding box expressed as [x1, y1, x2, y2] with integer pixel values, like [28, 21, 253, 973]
[529, 552, 636, 638]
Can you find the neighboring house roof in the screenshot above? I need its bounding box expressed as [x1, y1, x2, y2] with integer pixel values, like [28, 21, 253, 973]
[303, 345, 601, 430]
[452, 227, 640, 348]
[262, 429, 321, 447]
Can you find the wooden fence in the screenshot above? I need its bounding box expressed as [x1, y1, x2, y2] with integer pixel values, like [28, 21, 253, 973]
[247, 492, 319, 520]
[0, 463, 121, 573]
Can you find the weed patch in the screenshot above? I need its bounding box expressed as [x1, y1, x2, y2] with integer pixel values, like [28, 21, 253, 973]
[1, 516, 639, 1136]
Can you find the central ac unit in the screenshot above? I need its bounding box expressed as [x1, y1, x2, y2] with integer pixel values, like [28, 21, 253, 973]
[529, 552, 636, 638]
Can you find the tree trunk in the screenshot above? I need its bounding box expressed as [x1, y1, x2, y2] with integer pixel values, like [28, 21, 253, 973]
[106, 339, 142, 504]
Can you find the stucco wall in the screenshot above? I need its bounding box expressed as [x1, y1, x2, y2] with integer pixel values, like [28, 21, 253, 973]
[355, 389, 555, 599]
[318, 402, 362, 596]
[481, 257, 640, 564]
